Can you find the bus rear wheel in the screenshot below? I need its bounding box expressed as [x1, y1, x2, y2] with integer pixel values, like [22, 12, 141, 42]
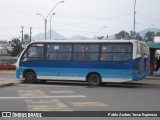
[88, 74, 101, 86]
[24, 71, 37, 83]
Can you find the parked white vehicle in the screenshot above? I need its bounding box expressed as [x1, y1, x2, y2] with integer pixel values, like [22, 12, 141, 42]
[153, 68, 160, 77]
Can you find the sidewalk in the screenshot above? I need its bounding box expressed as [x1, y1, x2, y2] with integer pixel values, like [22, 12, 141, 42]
[0, 70, 20, 88]
[144, 76, 160, 80]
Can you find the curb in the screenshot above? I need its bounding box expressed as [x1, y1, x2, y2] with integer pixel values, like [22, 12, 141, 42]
[0, 70, 15, 72]
[144, 77, 160, 80]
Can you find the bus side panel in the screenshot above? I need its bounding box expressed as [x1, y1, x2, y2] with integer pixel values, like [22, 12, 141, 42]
[17, 61, 47, 79]
[132, 57, 144, 81]
[16, 68, 21, 78]
[16, 59, 142, 82]
[36, 60, 134, 82]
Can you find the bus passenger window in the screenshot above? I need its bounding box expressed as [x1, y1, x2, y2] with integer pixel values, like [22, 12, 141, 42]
[100, 44, 132, 61]
[47, 44, 72, 60]
[21, 44, 44, 61]
[73, 44, 99, 61]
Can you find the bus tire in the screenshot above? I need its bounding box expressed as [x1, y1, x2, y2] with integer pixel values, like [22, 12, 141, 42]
[88, 74, 101, 86]
[24, 71, 37, 83]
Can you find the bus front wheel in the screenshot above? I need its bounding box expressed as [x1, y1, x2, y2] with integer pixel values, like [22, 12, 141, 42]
[24, 71, 37, 83]
[88, 74, 101, 86]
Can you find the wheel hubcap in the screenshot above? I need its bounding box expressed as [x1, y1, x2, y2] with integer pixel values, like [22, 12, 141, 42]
[28, 74, 33, 80]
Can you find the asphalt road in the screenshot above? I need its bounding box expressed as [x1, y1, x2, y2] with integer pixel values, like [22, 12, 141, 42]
[0, 72, 160, 120]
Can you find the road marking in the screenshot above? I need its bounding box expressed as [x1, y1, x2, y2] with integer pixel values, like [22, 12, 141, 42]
[50, 90, 75, 94]
[25, 99, 72, 111]
[70, 102, 109, 107]
[18, 90, 48, 97]
[17, 89, 74, 111]
[0, 95, 86, 99]
[19, 84, 70, 88]
[28, 108, 72, 111]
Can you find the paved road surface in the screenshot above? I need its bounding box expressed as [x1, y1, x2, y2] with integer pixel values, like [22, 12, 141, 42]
[0, 71, 160, 119]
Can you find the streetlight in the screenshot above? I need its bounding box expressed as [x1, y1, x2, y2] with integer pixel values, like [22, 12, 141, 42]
[36, 13, 47, 39]
[37, 1, 64, 39]
[94, 26, 106, 39]
[133, 0, 136, 38]
[50, 13, 55, 40]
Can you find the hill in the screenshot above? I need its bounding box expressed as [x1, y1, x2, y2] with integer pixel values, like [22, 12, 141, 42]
[67, 35, 90, 40]
[33, 30, 65, 40]
[138, 28, 160, 37]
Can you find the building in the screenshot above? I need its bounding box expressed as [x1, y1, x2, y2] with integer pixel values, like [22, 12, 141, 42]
[0, 41, 15, 64]
[147, 36, 160, 75]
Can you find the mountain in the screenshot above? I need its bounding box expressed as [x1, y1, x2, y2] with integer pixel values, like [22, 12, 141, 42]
[33, 30, 91, 40]
[33, 28, 160, 41]
[33, 30, 65, 40]
[67, 35, 90, 40]
[138, 28, 160, 37]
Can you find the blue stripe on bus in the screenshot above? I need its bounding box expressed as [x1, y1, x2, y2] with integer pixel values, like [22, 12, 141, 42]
[17, 58, 143, 81]
[20, 60, 135, 69]
[44, 68, 132, 77]
[33, 68, 132, 80]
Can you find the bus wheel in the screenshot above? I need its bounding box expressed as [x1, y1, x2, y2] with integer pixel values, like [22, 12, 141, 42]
[88, 74, 101, 86]
[25, 71, 37, 83]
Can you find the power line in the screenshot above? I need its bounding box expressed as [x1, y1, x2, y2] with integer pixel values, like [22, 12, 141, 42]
[136, 22, 151, 28]
[52, 13, 133, 27]
[0, 13, 40, 21]
[137, 12, 160, 22]
[0, 13, 133, 31]
[0, 12, 132, 24]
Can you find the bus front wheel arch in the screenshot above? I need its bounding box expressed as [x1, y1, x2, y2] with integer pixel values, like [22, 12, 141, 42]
[87, 73, 102, 86]
[24, 71, 37, 83]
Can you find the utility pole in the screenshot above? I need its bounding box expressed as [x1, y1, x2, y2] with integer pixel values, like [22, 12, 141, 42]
[133, 0, 136, 38]
[37, 1, 64, 40]
[30, 27, 32, 42]
[21, 26, 24, 43]
[50, 13, 55, 40]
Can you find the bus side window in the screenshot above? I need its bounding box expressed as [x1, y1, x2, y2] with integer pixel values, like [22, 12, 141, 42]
[100, 44, 132, 62]
[73, 44, 99, 61]
[21, 44, 44, 61]
[46, 44, 53, 60]
[101, 47, 107, 61]
[47, 44, 72, 60]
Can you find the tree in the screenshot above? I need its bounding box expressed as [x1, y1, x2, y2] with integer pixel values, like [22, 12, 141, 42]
[144, 31, 155, 42]
[115, 30, 143, 40]
[135, 33, 143, 40]
[156, 32, 160, 36]
[115, 31, 129, 39]
[97, 36, 104, 40]
[9, 38, 23, 56]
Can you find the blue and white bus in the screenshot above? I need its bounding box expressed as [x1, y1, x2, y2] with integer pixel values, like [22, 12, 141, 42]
[16, 39, 148, 86]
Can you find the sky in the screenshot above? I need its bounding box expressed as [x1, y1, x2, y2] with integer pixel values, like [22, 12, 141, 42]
[0, 0, 160, 40]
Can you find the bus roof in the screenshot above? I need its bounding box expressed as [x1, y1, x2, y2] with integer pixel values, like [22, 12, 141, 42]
[30, 39, 139, 44]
